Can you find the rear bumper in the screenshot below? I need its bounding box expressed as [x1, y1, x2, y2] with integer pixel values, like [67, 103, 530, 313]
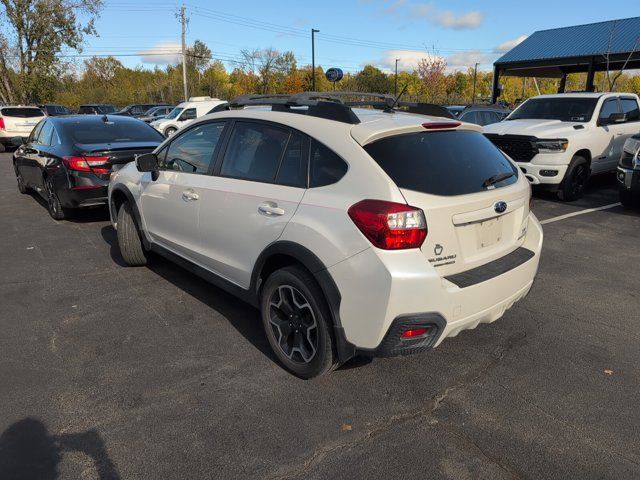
[54, 171, 109, 208]
[328, 212, 543, 353]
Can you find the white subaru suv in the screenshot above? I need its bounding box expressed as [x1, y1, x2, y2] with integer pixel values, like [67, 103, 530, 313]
[108, 93, 543, 378]
[484, 93, 640, 201]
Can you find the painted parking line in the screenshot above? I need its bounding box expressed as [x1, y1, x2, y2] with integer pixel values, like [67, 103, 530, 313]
[540, 202, 621, 225]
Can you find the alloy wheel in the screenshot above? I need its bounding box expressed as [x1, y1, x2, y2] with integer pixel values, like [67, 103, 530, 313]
[571, 164, 588, 198]
[268, 285, 318, 364]
[46, 179, 59, 216]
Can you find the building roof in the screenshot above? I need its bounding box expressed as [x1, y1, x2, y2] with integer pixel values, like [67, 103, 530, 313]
[496, 17, 640, 65]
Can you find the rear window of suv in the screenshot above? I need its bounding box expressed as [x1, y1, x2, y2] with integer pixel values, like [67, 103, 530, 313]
[1, 108, 45, 118]
[364, 130, 518, 196]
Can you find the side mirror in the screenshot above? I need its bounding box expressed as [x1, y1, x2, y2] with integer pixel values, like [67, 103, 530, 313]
[10, 136, 25, 147]
[136, 153, 159, 173]
[601, 112, 627, 125]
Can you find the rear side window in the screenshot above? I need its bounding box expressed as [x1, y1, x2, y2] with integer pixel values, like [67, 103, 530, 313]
[309, 140, 348, 187]
[620, 98, 640, 122]
[62, 120, 164, 144]
[37, 121, 54, 145]
[364, 130, 518, 196]
[221, 122, 289, 182]
[1, 107, 44, 118]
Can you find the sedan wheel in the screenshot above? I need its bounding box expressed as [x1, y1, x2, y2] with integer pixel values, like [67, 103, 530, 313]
[45, 178, 67, 220]
[16, 172, 28, 194]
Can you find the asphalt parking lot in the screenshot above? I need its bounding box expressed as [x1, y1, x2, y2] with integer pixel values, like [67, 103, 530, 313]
[1, 152, 639, 480]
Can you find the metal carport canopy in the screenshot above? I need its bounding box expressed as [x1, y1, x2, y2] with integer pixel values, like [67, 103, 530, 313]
[491, 16, 640, 102]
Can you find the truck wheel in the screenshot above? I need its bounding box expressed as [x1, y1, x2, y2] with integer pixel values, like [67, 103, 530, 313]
[557, 156, 589, 202]
[260, 265, 338, 379]
[117, 201, 148, 266]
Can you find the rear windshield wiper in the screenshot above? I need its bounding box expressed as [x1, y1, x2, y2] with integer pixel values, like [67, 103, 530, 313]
[482, 171, 515, 188]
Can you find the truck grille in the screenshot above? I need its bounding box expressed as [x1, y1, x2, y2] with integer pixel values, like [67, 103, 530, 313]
[484, 134, 537, 163]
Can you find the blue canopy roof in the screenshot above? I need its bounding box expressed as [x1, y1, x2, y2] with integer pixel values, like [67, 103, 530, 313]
[496, 17, 640, 65]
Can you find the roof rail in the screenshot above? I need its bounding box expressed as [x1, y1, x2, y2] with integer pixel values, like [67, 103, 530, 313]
[224, 92, 454, 124]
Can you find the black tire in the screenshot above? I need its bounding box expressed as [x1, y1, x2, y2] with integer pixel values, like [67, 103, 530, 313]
[15, 169, 28, 194]
[116, 201, 148, 266]
[164, 127, 177, 137]
[261, 266, 338, 379]
[44, 177, 69, 220]
[619, 187, 639, 209]
[0, 143, 6, 153]
[557, 156, 590, 201]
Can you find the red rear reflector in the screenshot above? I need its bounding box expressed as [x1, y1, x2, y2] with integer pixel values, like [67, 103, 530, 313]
[63, 156, 110, 174]
[348, 199, 427, 250]
[401, 328, 429, 338]
[422, 121, 461, 129]
[0, 118, 5, 130]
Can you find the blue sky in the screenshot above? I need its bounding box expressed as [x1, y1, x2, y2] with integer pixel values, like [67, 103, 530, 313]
[83, 1, 639, 73]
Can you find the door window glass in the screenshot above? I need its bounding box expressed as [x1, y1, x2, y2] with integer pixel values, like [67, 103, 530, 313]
[620, 98, 640, 122]
[162, 122, 225, 174]
[599, 98, 620, 121]
[220, 122, 289, 182]
[276, 132, 307, 188]
[180, 108, 197, 121]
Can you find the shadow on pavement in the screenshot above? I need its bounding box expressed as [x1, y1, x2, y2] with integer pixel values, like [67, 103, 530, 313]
[99, 225, 279, 366]
[533, 172, 619, 208]
[0, 418, 120, 480]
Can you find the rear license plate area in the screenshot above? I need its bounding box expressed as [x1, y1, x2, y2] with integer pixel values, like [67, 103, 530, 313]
[477, 216, 503, 249]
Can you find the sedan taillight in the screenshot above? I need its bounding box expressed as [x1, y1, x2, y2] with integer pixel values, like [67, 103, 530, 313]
[348, 199, 427, 250]
[63, 156, 110, 174]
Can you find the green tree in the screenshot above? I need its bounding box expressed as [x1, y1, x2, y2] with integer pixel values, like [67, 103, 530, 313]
[355, 65, 391, 93]
[0, 0, 103, 103]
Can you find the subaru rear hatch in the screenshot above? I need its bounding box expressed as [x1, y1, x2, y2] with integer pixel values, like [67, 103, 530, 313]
[360, 125, 531, 277]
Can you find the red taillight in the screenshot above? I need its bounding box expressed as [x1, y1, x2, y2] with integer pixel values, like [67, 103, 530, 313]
[348, 199, 427, 250]
[63, 156, 110, 174]
[401, 328, 429, 339]
[0, 118, 5, 130]
[422, 121, 461, 129]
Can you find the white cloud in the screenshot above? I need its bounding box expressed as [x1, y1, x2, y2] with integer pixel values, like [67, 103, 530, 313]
[382, 0, 408, 14]
[367, 49, 445, 72]
[445, 51, 494, 72]
[138, 41, 182, 65]
[409, 3, 484, 29]
[494, 35, 527, 53]
[431, 10, 484, 29]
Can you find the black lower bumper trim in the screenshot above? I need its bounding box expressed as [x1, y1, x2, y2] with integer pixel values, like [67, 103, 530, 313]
[371, 313, 446, 357]
[445, 247, 535, 289]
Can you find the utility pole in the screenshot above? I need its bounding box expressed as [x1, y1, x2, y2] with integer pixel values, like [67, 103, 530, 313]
[311, 28, 319, 91]
[471, 62, 479, 105]
[394, 59, 399, 96]
[180, 4, 188, 101]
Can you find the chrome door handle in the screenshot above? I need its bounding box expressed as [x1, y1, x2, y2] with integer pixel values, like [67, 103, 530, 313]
[182, 189, 199, 201]
[258, 202, 285, 216]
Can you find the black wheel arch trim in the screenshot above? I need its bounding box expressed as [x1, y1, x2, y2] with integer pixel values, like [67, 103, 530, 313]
[251, 241, 357, 364]
[109, 185, 151, 249]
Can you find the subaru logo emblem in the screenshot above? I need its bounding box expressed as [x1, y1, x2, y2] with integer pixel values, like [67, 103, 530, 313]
[494, 201, 507, 214]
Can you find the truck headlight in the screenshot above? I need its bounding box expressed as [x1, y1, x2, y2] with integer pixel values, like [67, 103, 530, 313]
[536, 139, 569, 153]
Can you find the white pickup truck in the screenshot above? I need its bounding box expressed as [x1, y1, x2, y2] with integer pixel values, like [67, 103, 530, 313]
[484, 93, 640, 201]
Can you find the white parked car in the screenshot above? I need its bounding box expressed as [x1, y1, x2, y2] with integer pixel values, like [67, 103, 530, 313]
[150, 96, 226, 137]
[0, 105, 45, 152]
[109, 93, 543, 378]
[484, 93, 640, 201]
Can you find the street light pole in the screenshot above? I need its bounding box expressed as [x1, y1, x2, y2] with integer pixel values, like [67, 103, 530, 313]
[471, 62, 479, 105]
[395, 58, 399, 96]
[311, 28, 320, 91]
[180, 4, 188, 102]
